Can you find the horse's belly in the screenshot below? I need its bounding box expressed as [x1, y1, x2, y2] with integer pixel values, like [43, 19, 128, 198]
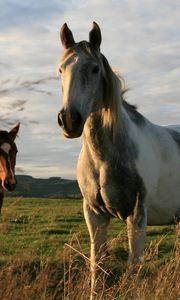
[147, 210, 180, 225]
[147, 203, 180, 225]
[146, 175, 180, 225]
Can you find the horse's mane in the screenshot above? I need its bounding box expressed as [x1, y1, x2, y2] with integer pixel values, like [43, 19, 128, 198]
[101, 54, 125, 131]
[122, 100, 145, 125]
[101, 54, 145, 129]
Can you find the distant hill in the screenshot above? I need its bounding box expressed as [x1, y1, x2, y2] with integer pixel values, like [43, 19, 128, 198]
[8, 175, 81, 198]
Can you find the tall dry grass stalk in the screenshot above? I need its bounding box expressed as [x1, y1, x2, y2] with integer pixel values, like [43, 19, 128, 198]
[0, 234, 179, 300]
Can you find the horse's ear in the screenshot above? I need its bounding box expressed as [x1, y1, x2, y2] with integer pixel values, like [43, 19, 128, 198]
[89, 22, 102, 50]
[9, 123, 20, 140]
[60, 23, 75, 49]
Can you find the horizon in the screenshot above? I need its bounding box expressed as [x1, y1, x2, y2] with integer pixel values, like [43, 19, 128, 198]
[15, 174, 76, 180]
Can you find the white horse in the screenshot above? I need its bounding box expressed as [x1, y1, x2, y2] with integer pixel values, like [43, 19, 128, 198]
[57, 22, 180, 298]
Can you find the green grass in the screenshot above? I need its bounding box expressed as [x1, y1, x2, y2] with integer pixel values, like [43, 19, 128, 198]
[0, 197, 87, 260]
[0, 197, 179, 300]
[0, 197, 176, 262]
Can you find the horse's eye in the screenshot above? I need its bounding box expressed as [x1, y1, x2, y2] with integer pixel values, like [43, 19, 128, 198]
[59, 68, 62, 74]
[92, 65, 99, 74]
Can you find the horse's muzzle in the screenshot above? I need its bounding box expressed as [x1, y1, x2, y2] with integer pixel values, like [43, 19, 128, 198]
[4, 177, 17, 192]
[57, 108, 83, 138]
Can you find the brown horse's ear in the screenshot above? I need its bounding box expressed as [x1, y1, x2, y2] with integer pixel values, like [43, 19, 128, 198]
[9, 123, 20, 140]
[89, 22, 102, 50]
[60, 23, 75, 49]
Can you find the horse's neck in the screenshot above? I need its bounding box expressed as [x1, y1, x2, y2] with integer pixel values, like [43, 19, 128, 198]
[83, 108, 131, 161]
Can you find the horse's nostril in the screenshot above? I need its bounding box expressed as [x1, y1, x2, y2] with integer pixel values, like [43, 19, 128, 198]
[58, 113, 62, 126]
[58, 111, 64, 127]
[4, 179, 17, 191]
[58, 108, 83, 137]
[72, 111, 82, 127]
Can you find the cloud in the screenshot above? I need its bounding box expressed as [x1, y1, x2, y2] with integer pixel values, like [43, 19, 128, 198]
[0, 0, 180, 178]
[0, 0, 68, 30]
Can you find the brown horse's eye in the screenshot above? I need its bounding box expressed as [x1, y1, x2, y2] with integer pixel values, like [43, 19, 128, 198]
[92, 65, 99, 74]
[59, 68, 62, 74]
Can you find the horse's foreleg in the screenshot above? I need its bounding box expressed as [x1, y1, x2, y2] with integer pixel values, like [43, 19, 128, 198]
[127, 194, 147, 264]
[83, 199, 110, 299]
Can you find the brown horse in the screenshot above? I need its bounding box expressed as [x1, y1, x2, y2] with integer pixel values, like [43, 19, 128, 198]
[0, 123, 20, 213]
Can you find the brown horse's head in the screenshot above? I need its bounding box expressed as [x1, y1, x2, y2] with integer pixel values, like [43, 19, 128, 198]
[0, 123, 20, 192]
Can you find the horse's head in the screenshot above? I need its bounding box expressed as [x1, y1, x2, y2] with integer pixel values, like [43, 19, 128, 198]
[58, 22, 114, 138]
[0, 123, 20, 192]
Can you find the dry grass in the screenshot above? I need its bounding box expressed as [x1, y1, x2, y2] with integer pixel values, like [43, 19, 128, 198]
[0, 236, 179, 300]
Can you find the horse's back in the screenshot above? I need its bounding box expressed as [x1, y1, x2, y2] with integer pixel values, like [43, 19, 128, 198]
[166, 124, 180, 132]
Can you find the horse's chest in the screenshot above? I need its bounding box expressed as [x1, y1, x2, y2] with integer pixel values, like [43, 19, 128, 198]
[77, 155, 145, 220]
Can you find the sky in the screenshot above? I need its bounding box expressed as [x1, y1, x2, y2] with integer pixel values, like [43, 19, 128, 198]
[0, 0, 180, 179]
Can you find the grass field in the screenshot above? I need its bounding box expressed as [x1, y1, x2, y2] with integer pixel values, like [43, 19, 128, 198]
[0, 197, 179, 300]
